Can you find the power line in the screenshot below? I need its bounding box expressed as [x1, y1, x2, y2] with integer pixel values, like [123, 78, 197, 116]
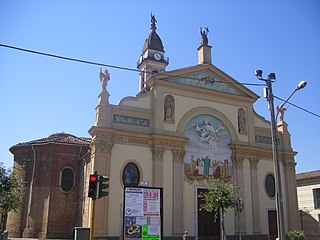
[0, 43, 138, 73]
[274, 95, 320, 118]
[0, 43, 265, 87]
[1, 43, 318, 119]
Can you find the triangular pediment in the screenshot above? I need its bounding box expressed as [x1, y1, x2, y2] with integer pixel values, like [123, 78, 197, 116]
[168, 71, 245, 96]
[154, 64, 259, 100]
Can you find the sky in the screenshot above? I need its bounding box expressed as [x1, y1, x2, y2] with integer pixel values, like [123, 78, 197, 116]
[0, 0, 319, 173]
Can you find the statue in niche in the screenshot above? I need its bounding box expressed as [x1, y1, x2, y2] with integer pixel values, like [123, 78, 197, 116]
[238, 108, 247, 134]
[200, 27, 210, 46]
[164, 96, 174, 121]
[99, 67, 110, 91]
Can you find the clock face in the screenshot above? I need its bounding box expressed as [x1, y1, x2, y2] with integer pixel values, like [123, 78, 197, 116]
[154, 52, 161, 61]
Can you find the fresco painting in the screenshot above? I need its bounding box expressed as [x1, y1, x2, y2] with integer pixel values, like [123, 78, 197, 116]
[184, 114, 232, 180]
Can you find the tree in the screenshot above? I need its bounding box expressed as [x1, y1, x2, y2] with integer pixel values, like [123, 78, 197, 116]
[198, 178, 237, 240]
[0, 163, 23, 233]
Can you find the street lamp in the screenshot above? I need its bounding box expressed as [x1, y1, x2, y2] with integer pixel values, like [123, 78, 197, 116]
[276, 80, 307, 120]
[255, 70, 307, 240]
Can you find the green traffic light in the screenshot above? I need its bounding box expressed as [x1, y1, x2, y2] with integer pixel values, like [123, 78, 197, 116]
[97, 175, 109, 198]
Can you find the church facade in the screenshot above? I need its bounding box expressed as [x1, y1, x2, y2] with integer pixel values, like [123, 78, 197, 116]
[87, 15, 300, 240]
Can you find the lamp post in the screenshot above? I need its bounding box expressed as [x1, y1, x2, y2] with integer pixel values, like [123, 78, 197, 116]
[254, 70, 307, 240]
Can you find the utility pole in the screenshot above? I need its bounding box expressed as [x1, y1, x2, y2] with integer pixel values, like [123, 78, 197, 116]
[255, 70, 307, 240]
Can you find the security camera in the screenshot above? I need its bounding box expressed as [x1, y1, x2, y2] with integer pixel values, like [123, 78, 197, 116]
[254, 70, 263, 78]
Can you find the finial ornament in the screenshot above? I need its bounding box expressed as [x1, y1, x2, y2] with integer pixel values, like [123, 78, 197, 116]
[200, 27, 210, 46]
[99, 67, 110, 91]
[151, 13, 157, 31]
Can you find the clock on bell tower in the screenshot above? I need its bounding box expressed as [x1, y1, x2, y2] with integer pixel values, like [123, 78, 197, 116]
[137, 14, 168, 92]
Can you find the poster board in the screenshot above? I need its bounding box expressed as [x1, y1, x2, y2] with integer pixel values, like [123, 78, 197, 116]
[123, 187, 163, 240]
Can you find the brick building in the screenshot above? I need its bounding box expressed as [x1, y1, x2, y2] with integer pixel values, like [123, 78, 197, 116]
[7, 133, 91, 239]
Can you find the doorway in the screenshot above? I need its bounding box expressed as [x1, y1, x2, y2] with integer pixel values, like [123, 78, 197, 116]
[197, 188, 220, 240]
[268, 210, 278, 240]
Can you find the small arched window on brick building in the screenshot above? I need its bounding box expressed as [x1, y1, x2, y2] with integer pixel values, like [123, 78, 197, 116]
[60, 167, 74, 192]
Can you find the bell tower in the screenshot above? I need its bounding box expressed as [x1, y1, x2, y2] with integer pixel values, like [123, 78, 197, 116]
[137, 14, 169, 92]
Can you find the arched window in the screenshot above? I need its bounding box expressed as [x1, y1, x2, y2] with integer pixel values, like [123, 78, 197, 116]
[60, 167, 74, 192]
[122, 162, 140, 187]
[265, 173, 275, 198]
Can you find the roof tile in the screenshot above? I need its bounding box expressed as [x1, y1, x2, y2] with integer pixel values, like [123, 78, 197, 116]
[10, 132, 91, 149]
[296, 170, 320, 182]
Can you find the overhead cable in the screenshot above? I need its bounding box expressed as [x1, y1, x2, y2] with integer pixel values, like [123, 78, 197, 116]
[274, 95, 320, 118]
[0, 43, 265, 87]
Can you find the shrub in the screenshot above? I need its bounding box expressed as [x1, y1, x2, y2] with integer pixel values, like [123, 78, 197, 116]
[287, 230, 306, 240]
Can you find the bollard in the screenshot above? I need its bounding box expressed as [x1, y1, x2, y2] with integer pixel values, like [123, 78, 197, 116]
[182, 230, 188, 240]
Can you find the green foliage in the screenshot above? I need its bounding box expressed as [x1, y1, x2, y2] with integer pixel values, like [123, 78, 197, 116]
[0, 163, 24, 233]
[287, 230, 306, 240]
[198, 178, 236, 221]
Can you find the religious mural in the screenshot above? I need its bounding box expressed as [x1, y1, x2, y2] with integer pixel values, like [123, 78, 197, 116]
[184, 114, 232, 180]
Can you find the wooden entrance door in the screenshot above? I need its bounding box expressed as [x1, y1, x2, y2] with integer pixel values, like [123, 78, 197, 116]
[268, 210, 278, 240]
[197, 188, 220, 240]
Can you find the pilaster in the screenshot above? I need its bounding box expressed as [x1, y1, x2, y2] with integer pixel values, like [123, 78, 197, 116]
[283, 160, 300, 231]
[249, 158, 261, 233]
[172, 149, 185, 236]
[232, 155, 247, 234]
[89, 135, 114, 236]
[152, 147, 165, 187]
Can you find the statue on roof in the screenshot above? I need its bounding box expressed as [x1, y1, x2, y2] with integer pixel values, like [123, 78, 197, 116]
[200, 27, 210, 46]
[277, 105, 287, 122]
[151, 13, 157, 31]
[99, 67, 110, 91]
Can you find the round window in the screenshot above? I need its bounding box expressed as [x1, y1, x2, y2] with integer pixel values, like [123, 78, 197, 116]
[60, 167, 74, 192]
[122, 162, 140, 186]
[265, 173, 275, 198]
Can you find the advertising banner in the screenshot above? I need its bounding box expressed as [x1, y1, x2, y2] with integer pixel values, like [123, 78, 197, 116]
[123, 187, 163, 240]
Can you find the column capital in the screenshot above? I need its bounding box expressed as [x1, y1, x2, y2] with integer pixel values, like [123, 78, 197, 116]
[249, 158, 259, 170]
[283, 160, 296, 173]
[153, 147, 165, 160]
[232, 155, 244, 169]
[172, 149, 186, 163]
[91, 140, 113, 154]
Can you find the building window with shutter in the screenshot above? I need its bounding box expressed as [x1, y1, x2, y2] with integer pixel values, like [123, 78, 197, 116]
[313, 188, 320, 209]
[60, 167, 74, 192]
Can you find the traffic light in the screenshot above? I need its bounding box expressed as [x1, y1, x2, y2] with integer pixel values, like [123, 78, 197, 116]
[88, 173, 98, 199]
[97, 175, 109, 198]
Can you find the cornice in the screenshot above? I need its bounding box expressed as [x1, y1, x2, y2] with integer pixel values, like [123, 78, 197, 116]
[88, 127, 187, 149]
[230, 143, 297, 162]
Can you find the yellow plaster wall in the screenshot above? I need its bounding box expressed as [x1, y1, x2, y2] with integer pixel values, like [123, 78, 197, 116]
[257, 159, 276, 233]
[107, 144, 153, 236]
[163, 150, 173, 236]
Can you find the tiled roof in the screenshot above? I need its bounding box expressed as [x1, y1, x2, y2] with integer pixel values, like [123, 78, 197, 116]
[296, 170, 320, 182]
[10, 132, 91, 149]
